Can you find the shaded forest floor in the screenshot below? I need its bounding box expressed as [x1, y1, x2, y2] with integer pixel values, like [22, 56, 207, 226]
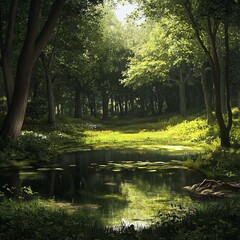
[1, 110, 240, 239]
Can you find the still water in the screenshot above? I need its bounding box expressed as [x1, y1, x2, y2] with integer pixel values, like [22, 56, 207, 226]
[0, 149, 205, 225]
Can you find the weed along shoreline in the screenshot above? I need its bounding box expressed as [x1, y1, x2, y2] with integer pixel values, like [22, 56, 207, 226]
[1, 113, 240, 239]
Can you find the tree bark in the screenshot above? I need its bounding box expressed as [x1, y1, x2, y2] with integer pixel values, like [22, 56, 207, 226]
[201, 66, 213, 124]
[149, 89, 155, 115]
[207, 19, 231, 148]
[124, 94, 128, 115]
[0, 0, 18, 106]
[74, 82, 81, 118]
[0, 0, 64, 142]
[179, 74, 187, 115]
[224, 22, 232, 135]
[140, 96, 145, 117]
[184, 1, 231, 148]
[101, 90, 109, 120]
[41, 53, 55, 124]
[220, 54, 227, 114]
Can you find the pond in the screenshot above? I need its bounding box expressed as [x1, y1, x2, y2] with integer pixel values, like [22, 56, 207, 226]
[0, 149, 206, 226]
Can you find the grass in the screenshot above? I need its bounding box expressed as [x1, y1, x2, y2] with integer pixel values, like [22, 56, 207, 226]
[84, 115, 217, 152]
[0, 196, 240, 239]
[1, 111, 240, 239]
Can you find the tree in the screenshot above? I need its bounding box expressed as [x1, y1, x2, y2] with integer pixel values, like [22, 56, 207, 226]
[139, 0, 239, 147]
[0, 0, 64, 143]
[124, 18, 202, 115]
[94, 3, 129, 120]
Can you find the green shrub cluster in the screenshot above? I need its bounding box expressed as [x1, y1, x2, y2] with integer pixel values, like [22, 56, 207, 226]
[0, 131, 54, 165]
[26, 98, 48, 119]
[0, 185, 37, 201]
[12, 131, 52, 161]
[0, 200, 104, 240]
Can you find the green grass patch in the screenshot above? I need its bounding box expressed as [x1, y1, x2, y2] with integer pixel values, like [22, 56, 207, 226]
[84, 116, 216, 153]
[0, 197, 240, 240]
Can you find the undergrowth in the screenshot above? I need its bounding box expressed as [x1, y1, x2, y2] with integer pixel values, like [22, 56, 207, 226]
[0, 190, 239, 240]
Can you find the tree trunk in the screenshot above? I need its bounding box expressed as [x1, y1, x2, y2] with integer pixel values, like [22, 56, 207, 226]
[32, 72, 40, 100]
[0, 0, 18, 107]
[140, 96, 145, 117]
[118, 97, 124, 117]
[87, 93, 95, 117]
[130, 93, 134, 114]
[220, 57, 227, 114]
[124, 95, 128, 116]
[2, 57, 14, 107]
[102, 91, 109, 120]
[210, 47, 230, 148]
[110, 96, 114, 116]
[0, 57, 34, 141]
[93, 96, 96, 117]
[183, 2, 231, 148]
[41, 53, 55, 124]
[74, 82, 81, 118]
[201, 66, 213, 124]
[178, 76, 187, 115]
[46, 68, 55, 124]
[0, 1, 41, 142]
[224, 22, 232, 136]
[0, 0, 63, 143]
[149, 89, 155, 115]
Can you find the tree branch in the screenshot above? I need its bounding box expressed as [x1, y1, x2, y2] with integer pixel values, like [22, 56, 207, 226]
[34, 0, 64, 62]
[183, 0, 213, 64]
[5, 0, 18, 59]
[21, 0, 42, 53]
[47, 20, 62, 68]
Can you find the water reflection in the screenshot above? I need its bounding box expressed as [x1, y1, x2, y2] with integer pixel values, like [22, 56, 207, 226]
[0, 150, 205, 225]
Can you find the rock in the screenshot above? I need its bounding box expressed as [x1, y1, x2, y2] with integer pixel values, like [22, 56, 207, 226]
[184, 179, 240, 199]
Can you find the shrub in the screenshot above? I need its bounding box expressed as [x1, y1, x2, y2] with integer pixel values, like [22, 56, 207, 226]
[9, 131, 53, 161]
[26, 98, 47, 119]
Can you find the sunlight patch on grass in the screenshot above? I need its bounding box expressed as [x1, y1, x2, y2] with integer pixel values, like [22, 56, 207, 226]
[83, 117, 213, 154]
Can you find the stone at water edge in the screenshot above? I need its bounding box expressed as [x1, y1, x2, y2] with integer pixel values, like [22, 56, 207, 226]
[183, 179, 240, 198]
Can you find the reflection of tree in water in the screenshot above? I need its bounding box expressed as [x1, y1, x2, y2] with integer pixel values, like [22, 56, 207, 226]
[119, 180, 191, 224]
[0, 150, 205, 226]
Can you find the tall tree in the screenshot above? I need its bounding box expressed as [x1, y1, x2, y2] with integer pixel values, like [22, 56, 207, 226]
[140, 0, 239, 147]
[0, 0, 64, 143]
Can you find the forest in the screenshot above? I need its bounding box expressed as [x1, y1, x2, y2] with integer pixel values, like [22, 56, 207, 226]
[0, 0, 240, 239]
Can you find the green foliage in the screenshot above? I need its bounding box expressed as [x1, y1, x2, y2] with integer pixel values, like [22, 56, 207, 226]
[0, 185, 37, 201]
[0, 131, 53, 165]
[0, 197, 240, 240]
[0, 199, 104, 240]
[0, 97, 7, 114]
[26, 98, 48, 119]
[173, 199, 240, 240]
[124, 15, 204, 89]
[11, 131, 52, 161]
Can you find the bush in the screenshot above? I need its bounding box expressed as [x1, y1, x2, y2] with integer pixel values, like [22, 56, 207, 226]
[26, 98, 47, 119]
[7, 131, 53, 162]
[0, 185, 38, 201]
[0, 199, 105, 240]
